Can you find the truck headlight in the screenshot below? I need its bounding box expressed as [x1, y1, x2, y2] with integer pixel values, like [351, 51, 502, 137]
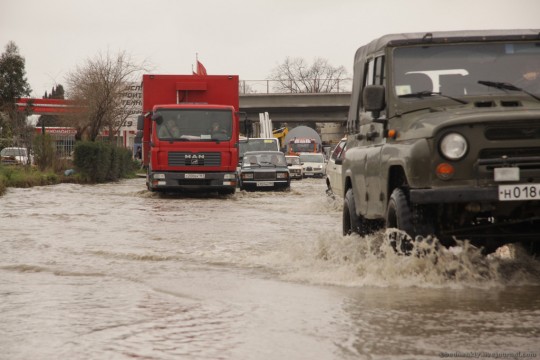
[440, 133, 468, 160]
[153, 173, 165, 179]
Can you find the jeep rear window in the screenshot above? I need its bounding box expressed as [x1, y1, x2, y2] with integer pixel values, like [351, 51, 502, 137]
[393, 42, 540, 98]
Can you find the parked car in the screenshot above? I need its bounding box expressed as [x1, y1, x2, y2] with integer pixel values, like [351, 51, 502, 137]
[238, 151, 290, 191]
[285, 155, 303, 180]
[0, 147, 32, 165]
[325, 138, 347, 197]
[298, 152, 326, 178]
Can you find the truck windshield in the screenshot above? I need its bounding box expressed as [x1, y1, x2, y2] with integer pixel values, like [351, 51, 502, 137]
[290, 140, 316, 153]
[393, 41, 540, 99]
[239, 139, 279, 158]
[155, 109, 233, 141]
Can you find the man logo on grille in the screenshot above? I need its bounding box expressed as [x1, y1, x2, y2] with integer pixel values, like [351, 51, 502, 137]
[185, 154, 204, 165]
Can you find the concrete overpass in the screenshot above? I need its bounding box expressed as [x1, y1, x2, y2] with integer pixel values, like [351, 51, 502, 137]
[239, 92, 351, 125]
[17, 91, 352, 125]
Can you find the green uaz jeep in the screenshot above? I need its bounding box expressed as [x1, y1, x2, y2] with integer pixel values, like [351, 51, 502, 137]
[341, 29, 540, 254]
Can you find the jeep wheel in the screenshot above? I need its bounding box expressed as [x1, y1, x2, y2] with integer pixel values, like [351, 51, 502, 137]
[386, 188, 414, 255]
[343, 188, 381, 236]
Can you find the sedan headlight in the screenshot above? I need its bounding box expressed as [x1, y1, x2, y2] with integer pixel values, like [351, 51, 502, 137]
[276, 172, 289, 179]
[440, 133, 468, 160]
[241, 173, 254, 180]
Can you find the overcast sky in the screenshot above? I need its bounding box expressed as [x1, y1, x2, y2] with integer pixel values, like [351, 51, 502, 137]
[1, 0, 539, 98]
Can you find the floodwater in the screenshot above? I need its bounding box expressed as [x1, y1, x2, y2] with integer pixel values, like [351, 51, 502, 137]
[1, 178, 539, 360]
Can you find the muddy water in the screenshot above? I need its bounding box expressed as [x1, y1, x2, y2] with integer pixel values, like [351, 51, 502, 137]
[1, 178, 539, 360]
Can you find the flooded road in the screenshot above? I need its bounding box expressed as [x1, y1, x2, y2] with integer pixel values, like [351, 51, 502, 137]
[1, 178, 539, 359]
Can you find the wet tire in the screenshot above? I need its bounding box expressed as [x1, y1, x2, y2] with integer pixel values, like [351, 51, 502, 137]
[343, 188, 381, 236]
[146, 167, 155, 192]
[520, 241, 540, 258]
[343, 188, 359, 235]
[386, 188, 414, 255]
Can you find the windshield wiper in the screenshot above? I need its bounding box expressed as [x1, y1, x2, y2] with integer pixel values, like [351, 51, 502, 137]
[399, 91, 468, 104]
[477, 80, 540, 102]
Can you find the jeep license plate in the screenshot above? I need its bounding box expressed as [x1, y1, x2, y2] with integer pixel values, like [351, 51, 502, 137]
[184, 174, 205, 179]
[494, 167, 519, 182]
[256, 181, 274, 187]
[499, 184, 540, 201]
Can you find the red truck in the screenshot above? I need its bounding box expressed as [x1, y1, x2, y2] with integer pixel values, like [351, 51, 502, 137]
[137, 74, 240, 194]
[287, 138, 319, 156]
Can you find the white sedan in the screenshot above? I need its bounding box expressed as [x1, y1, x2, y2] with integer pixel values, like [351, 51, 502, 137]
[0, 147, 32, 165]
[298, 153, 326, 178]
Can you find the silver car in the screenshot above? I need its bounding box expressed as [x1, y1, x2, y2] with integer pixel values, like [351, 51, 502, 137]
[325, 138, 347, 197]
[285, 155, 303, 180]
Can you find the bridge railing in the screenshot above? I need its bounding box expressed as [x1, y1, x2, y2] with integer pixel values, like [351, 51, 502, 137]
[239, 79, 352, 94]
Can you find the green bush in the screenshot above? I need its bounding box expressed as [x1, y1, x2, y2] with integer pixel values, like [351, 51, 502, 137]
[73, 142, 135, 183]
[33, 134, 56, 171]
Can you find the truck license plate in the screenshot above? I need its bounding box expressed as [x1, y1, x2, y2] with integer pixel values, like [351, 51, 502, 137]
[499, 184, 540, 201]
[185, 174, 205, 179]
[256, 181, 274, 187]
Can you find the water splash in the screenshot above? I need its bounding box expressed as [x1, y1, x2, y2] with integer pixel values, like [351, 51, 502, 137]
[248, 230, 540, 289]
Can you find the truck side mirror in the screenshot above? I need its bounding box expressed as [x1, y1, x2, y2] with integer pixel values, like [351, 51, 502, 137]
[363, 85, 385, 119]
[151, 113, 163, 124]
[137, 115, 145, 131]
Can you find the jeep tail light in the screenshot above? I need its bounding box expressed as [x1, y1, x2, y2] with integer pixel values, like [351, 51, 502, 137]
[436, 163, 455, 180]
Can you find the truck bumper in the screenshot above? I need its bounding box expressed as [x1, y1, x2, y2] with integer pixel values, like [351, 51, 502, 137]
[409, 186, 498, 204]
[148, 171, 237, 192]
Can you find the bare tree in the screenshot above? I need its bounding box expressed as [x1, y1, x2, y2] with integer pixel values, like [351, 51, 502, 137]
[65, 50, 147, 141]
[269, 57, 349, 93]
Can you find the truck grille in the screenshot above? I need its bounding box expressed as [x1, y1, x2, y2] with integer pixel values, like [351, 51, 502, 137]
[254, 172, 276, 180]
[479, 147, 540, 159]
[478, 148, 540, 170]
[485, 125, 540, 140]
[168, 152, 221, 167]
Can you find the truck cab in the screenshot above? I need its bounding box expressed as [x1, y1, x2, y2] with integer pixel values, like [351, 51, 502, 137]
[138, 74, 240, 194]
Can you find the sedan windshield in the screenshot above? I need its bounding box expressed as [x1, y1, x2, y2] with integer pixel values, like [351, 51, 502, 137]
[1, 148, 27, 157]
[243, 153, 287, 167]
[299, 154, 325, 163]
[286, 157, 301, 166]
[393, 41, 540, 99]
